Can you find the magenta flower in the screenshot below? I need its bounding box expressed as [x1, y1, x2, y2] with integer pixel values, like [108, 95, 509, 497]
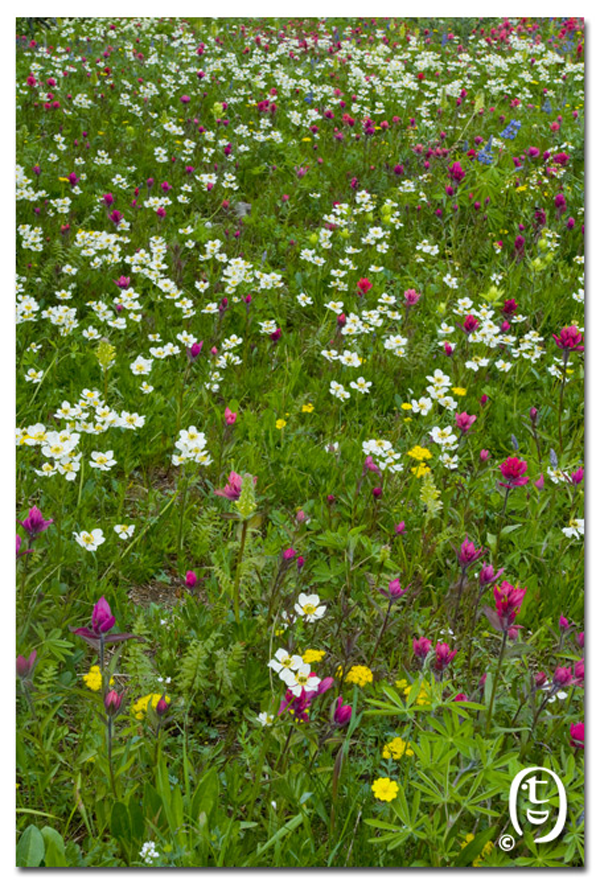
[552, 666, 572, 687]
[404, 288, 421, 306]
[433, 642, 457, 672]
[553, 325, 584, 352]
[570, 721, 584, 750]
[461, 315, 479, 335]
[18, 506, 53, 540]
[16, 535, 32, 559]
[448, 161, 465, 183]
[455, 536, 485, 572]
[394, 521, 406, 536]
[113, 276, 131, 289]
[214, 471, 243, 500]
[380, 578, 409, 602]
[333, 696, 353, 726]
[559, 614, 570, 632]
[156, 695, 171, 717]
[455, 412, 477, 435]
[69, 596, 133, 648]
[479, 562, 505, 588]
[499, 456, 529, 488]
[185, 570, 198, 589]
[16, 650, 37, 680]
[413, 636, 432, 660]
[224, 406, 237, 425]
[282, 548, 296, 562]
[492, 580, 527, 631]
[570, 467, 584, 485]
[104, 690, 124, 717]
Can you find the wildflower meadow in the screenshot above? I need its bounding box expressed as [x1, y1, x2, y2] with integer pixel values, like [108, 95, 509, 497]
[15, 16, 584, 869]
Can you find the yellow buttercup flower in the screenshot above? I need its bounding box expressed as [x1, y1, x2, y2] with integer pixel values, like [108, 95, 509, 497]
[452, 387, 466, 396]
[407, 445, 432, 461]
[303, 649, 326, 664]
[83, 666, 114, 692]
[401, 402, 412, 411]
[342, 665, 373, 687]
[275, 419, 287, 429]
[372, 777, 399, 802]
[301, 403, 314, 413]
[382, 737, 414, 760]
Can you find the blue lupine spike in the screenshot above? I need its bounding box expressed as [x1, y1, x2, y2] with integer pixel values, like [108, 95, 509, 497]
[485, 135, 493, 151]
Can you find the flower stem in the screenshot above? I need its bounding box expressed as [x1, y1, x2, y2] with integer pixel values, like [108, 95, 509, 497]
[232, 518, 249, 624]
[485, 630, 507, 734]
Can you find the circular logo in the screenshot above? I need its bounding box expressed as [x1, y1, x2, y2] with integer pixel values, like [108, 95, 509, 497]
[498, 834, 515, 852]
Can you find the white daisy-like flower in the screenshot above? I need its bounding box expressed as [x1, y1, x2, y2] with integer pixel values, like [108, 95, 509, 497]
[349, 376, 372, 394]
[73, 528, 105, 551]
[295, 592, 326, 623]
[268, 648, 303, 675]
[114, 524, 135, 539]
[90, 450, 117, 471]
[280, 663, 321, 697]
[257, 712, 275, 727]
[562, 519, 584, 539]
[329, 381, 350, 401]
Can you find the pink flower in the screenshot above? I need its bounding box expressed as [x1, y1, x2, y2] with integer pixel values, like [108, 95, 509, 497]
[413, 636, 432, 660]
[404, 288, 421, 306]
[357, 277, 373, 295]
[461, 314, 479, 335]
[559, 614, 570, 632]
[185, 571, 198, 589]
[380, 578, 409, 602]
[499, 456, 529, 488]
[433, 642, 457, 672]
[104, 690, 123, 716]
[18, 506, 53, 540]
[570, 721, 584, 750]
[224, 406, 237, 425]
[214, 471, 244, 500]
[448, 161, 465, 182]
[16, 650, 37, 680]
[552, 666, 572, 687]
[479, 563, 505, 588]
[455, 411, 477, 434]
[456, 536, 485, 571]
[333, 696, 353, 726]
[552, 325, 584, 352]
[493, 581, 527, 630]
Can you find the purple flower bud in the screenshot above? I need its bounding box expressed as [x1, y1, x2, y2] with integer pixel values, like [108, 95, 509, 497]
[104, 690, 123, 716]
[185, 570, 198, 588]
[333, 696, 353, 726]
[317, 676, 334, 695]
[283, 548, 296, 562]
[16, 650, 37, 680]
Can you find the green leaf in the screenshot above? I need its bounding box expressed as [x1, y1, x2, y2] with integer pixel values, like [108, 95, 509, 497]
[455, 826, 497, 867]
[41, 826, 67, 867]
[16, 825, 45, 867]
[110, 801, 131, 844]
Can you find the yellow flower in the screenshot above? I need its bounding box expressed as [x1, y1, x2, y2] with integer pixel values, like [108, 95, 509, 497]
[452, 387, 466, 396]
[82, 666, 113, 692]
[403, 681, 432, 706]
[303, 649, 326, 664]
[275, 419, 287, 429]
[301, 403, 314, 413]
[407, 445, 432, 461]
[382, 737, 414, 760]
[401, 402, 412, 410]
[411, 463, 431, 478]
[343, 665, 373, 687]
[372, 777, 399, 802]
[132, 693, 170, 720]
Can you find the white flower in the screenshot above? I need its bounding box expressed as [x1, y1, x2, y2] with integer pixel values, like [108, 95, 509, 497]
[280, 663, 321, 697]
[329, 381, 350, 401]
[130, 355, 153, 375]
[268, 648, 303, 675]
[257, 712, 275, 727]
[349, 376, 372, 394]
[90, 450, 117, 471]
[114, 524, 135, 539]
[411, 397, 432, 415]
[295, 592, 326, 623]
[73, 528, 105, 551]
[139, 841, 159, 864]
[562, 519, 584, 539]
